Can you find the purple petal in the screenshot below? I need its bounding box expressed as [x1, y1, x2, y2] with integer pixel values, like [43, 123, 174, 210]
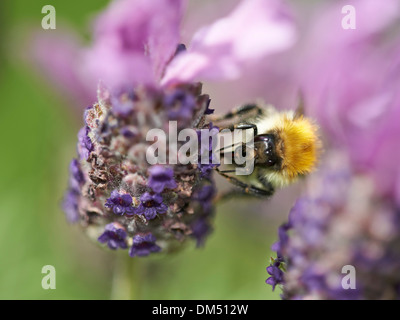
[113, 205, 125, 215]
[62, 190, 80, 223]
[152, 193, 164, 204]
[30, 29, 96, 107]
[162, 0, 296, 85]
[144, 207, 158, 220]
[266, 266, 274, 276]
[97, 223, 128, 250]
[157, 203, 168, 214]
[140, 192, 153, 202]
[125, 206, 136, 216]
[148, 166, 177, 193]
[121, 194, 133, 206]
[97, 233, 109, 243]
[108, 239, 119, 250]
[82, 0, 185, 89]
[129, 233, 161, 257]
[133, 205, 145, 215]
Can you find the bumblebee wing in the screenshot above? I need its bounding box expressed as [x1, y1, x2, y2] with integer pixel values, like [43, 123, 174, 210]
[207, 103, 276, 130]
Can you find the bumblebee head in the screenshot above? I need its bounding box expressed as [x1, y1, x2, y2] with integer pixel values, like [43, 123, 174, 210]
[254, 112, 320, 187]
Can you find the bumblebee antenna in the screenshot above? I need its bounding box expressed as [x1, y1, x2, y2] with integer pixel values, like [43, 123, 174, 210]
[294, 90, 305, 119]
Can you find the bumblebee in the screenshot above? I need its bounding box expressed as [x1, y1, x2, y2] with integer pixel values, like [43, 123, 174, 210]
[208, 102, 320, 198]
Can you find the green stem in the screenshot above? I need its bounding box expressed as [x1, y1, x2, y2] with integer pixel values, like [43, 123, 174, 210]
[111, 253, 141, 300]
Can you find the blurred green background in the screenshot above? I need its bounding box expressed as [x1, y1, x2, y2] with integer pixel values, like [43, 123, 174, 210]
[0, 0, 294, 299]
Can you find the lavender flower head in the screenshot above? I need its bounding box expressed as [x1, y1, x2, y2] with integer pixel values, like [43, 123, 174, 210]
[267, 153, 400, 299]
[63, 82, 218, 257]
[58, 0, 296, 258]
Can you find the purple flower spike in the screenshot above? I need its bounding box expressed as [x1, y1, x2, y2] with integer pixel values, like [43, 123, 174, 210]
[105, 190, 135, 216]
[129, 233, 161, 257]
[134, 192, 167, 220]
[148, 166, 177, 194]
[98, 223, 128, 250]
[266, 261, 284, 291]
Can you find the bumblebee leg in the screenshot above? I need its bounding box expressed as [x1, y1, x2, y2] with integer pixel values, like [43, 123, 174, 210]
[215, 168, 274, 198]
[215, 169, 236, 173]
[217, 141, 241, 154]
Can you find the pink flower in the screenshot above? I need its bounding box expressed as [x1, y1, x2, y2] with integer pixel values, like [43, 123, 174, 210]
[32, 0, 296, 106]
[296, 0, 400, 204]
[162, 0, 295, 85]
[83, 0, 185, 90]
[31, 29, 96, 107]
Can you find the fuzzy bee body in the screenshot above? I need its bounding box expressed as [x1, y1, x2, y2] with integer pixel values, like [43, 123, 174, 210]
[209, 103, 320, 198]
